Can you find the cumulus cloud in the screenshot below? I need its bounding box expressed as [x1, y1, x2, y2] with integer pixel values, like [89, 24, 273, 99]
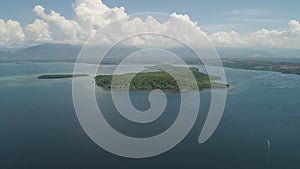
[0, 0, 209, 47]
[209, 21, 300, 49]
[25, 19, 52, 43]
[246, 29, 287, 46]
[0, 0, 300, 49]
[209, 29, 287, 47]
[289, 20, 300, 35]
[0, 19, 25, 47]
[210, 31, 245, 46]
[72, 0, 127, 40]
[93, 13, 208, 47]
[32, 5, 81, 44]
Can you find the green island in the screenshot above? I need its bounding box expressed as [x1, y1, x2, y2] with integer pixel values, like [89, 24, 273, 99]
[38, 74, 89, 79]
[222, 59, 300, 75]
[95, 67, 229, 91]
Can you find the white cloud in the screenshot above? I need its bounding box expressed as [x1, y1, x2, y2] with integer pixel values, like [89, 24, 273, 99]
[210, 31, 245, 46]
[72, 0, 127, 40]
[289, 20, 300, 35]
[73, 0, 127, 27]
[0, 0, 300, 49]
[223, 9, 267, 16]
[0, 19, 25, 47]
[25, 0, 129, 44]
[222, 8, 285, 24]
[246, 29, 287, 46]
[23, 0, 209, 47]
[209, 29, 288, 48]
[209, 22, 300, 49]
[25, 19, 52, 43]
[32, 5, 81, 44]
[99, 13, 208, 47]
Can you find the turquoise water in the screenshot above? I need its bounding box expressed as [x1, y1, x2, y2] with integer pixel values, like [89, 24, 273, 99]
[1, 63, 300, 168]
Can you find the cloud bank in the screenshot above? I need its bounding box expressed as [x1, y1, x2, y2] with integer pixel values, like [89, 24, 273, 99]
[0, 19, 25, 47]
[0, 0, 299, 49]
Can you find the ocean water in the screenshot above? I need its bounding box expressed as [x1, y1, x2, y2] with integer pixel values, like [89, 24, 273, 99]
[1, 62, 300, 169]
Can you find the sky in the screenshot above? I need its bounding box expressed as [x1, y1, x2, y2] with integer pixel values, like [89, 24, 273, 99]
[0, 0, 300, 49]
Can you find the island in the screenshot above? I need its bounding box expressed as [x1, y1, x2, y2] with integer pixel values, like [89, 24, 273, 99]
[222, 59, 300, 75]
[95, 67, 229, 91]
[38, 74, 89, 79]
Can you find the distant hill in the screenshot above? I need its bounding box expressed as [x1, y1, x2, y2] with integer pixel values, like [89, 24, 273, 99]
[13, 44, 81, 63]
[0, 44, 138, 64]
[1, 44, 300, 63]
[216, 47, 300, 63]
[216, 47, 275, 58]
[0, 51, 13, 62]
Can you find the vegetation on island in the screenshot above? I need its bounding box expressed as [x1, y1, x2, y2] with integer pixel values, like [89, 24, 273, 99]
[38, 74, 89, 79]
[222, 59, 300, 75]
[95, 67, 228, 91]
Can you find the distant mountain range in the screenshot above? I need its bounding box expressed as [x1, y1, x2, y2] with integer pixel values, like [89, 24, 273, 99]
[1, 44, 300, 63]
[0, 44, 81, 63]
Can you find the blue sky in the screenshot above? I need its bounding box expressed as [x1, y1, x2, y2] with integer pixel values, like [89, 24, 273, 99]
[0, 0, 300, 48]
[1, 0, 299, 34]
[104, 0, 299, 33]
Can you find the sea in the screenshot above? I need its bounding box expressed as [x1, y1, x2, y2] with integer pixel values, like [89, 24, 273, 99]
[0, 62, 300, 169]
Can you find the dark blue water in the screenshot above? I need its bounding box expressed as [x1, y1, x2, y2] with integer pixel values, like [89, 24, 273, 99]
[1, 63, 300, 169]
